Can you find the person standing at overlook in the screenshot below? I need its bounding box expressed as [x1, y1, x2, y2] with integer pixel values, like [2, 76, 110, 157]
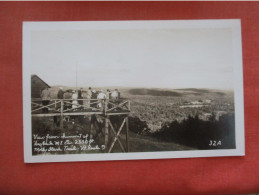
[111, 89, 120, 102]
[86, 87, 92, 108]
[57, 87, 64, 100]
[54, 87, 64, 125]
[41, 87, 51, 113]
[72, 90, 78, 109]
[106, 89, 111, 99]
[57, 87, 64, 110]
[78, 88, 83, 107]
[97, 90, 106, 109]
[91, 89, 97, 109]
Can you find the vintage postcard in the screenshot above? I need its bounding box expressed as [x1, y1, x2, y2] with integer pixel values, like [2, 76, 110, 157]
[23, 20, 244, 163]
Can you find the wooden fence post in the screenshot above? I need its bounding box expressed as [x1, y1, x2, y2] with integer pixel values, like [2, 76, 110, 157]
[89, 115, 93, 140]
[104, 117, 109, 152]
[104, 99, 107, 115]
[60, 100, 64, 129]
[126, 116, 129, 152]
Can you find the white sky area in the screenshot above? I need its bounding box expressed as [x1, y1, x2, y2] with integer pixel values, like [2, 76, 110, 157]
[31, 28, 234, 89]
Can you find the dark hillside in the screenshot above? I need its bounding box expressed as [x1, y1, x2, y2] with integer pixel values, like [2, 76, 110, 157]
[129, 88, 182, 97]
[176, 88, 210, 93]
[152, 114, 235, 150]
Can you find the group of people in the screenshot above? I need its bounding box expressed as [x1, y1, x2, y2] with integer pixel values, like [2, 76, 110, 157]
[69, 87, 121, 109]
[40, 87, 121, 113]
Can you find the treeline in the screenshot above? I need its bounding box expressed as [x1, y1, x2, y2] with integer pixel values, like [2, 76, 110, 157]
[128, 94, 234, 132]
[129, 88, 182, 97]
[151, 114, 235, 150]
[112, 109, 236, 150]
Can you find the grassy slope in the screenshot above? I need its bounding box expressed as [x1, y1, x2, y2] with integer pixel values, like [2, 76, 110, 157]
[32, 117, 194, 155]
[110, 131, 194, 153]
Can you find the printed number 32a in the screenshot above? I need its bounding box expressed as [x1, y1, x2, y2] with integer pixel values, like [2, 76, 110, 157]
[209, 140, 221, 146]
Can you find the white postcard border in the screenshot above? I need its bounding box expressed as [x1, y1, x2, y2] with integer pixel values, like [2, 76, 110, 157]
[23, 19, 245, 163]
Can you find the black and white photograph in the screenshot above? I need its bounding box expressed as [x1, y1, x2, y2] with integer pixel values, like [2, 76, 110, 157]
[23, 20, 244, 163]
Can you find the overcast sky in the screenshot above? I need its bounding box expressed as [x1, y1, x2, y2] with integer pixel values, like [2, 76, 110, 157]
[30, 27, 234, 89]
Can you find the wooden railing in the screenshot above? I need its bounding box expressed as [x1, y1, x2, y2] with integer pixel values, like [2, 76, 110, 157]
[31, 98, 130, 115]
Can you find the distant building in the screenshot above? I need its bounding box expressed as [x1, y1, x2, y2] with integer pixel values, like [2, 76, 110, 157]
[183, 101, 190, 105]
[203, 113, 212, 120]
[205, 99, 212, 104]
[191, 101, 202, 105]
[31, 74, 51, 98]
[215, 111, 228, 120]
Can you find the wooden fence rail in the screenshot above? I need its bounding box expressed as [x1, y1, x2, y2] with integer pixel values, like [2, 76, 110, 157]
[31, 98, 130, 116]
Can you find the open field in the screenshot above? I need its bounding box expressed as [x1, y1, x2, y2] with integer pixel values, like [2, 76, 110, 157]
[120, 88, 234, 132]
